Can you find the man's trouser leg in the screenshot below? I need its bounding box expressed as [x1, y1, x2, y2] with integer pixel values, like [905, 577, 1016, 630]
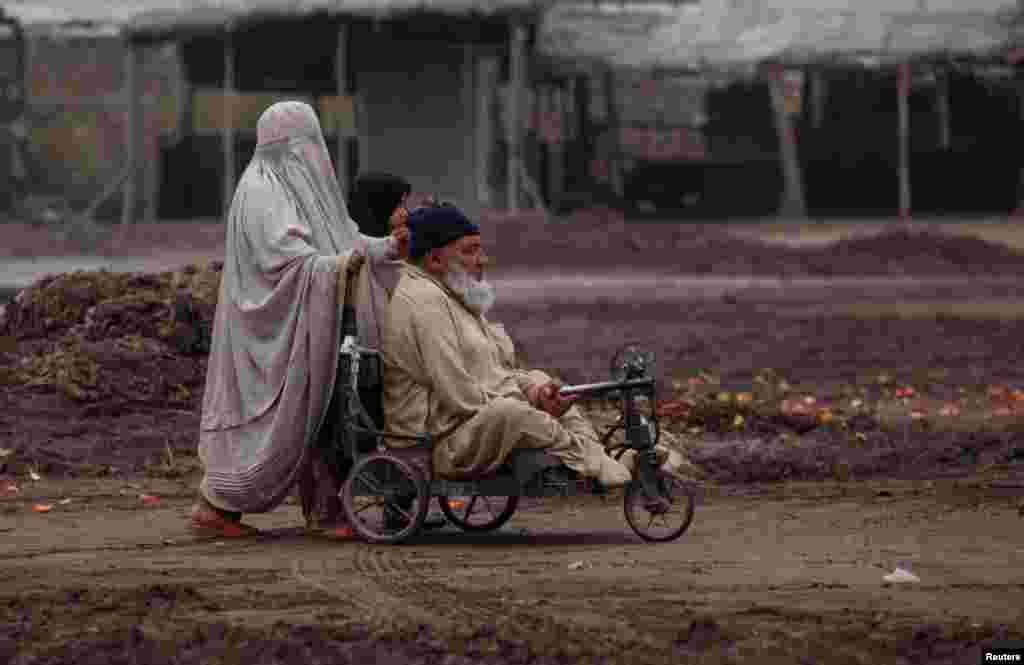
[433, 397, 631, 487]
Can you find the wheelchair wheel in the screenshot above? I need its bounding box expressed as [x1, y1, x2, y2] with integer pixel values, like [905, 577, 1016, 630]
[341, 453, 429, 544]
[623, 470, 695, 542]
[437, 495, 519, 532]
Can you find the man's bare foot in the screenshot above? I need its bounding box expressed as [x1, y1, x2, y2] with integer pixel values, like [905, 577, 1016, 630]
[596, 457, 632, 489]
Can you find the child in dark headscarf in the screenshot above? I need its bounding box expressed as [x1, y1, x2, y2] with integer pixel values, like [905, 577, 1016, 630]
[348, 172, 413, 239]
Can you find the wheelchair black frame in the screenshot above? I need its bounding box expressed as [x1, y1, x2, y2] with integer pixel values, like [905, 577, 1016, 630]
[329, 335, 666, 500]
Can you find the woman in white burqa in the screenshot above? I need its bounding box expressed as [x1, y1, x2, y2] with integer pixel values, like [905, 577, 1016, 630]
[191, 101, 407, 539]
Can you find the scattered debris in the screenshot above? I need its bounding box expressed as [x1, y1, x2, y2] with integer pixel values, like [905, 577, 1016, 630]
[883, 567, 921, 584]
[939, 404, 961, 417]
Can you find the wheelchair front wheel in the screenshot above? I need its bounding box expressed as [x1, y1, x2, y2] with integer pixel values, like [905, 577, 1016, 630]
[438, 494, 518, 532]
[623, 470, 695, 542]
[341, 453, 429, 544]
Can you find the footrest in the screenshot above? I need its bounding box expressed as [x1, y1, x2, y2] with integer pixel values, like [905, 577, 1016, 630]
[505, 449, 564, 487]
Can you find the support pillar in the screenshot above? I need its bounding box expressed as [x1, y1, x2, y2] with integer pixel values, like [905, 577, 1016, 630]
[603, 67, 623, 199]
[121, 42, 143, 226]
[936, 68, 950, 149]
[571, 74, 593, 193]
[143, 45, 159, 223]
[1008, 51, 1024, 218]
[810, 67, 826, 130]
[766, 63, 807, 219]
[476, 55, 499, 207]
[356, 95, 368, 177]
[335, 22, 349, 195]
[547, 84, 565, 207]
[507, 21, 526, 212]
[897, 62, 912, 221]
[221, 26, 236, 219]
[462, 41, 476, 213]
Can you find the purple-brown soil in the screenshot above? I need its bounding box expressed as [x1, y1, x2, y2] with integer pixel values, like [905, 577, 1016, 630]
[2, 214, 1024, 664]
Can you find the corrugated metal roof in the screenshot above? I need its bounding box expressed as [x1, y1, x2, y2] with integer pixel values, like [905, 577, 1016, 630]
[540, 0, 1024, 70]
[1, 0, 546, 36]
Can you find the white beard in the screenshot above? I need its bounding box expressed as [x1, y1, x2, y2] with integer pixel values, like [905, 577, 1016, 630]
[444, 260, 496, 316]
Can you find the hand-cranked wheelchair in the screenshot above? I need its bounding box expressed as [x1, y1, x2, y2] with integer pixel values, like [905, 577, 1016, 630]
[323, 270, 696, 545]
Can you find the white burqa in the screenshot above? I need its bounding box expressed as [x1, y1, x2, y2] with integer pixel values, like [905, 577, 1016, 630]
[198, 101, 399, 514]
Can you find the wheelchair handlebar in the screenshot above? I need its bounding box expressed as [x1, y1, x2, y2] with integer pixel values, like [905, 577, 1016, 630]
[557, 376, 654, 398]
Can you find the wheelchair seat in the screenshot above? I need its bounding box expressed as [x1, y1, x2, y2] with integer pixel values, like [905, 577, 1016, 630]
[342, 349, 567, 486]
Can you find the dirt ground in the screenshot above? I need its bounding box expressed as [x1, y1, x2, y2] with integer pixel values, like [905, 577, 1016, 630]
[3, 215, 1024, 664]
[2, 474, 1022, 665]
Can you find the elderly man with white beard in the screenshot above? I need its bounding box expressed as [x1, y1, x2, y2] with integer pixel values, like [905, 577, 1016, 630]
[380, 203, 633, 487]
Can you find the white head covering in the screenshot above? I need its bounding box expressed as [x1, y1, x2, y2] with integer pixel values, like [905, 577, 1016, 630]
[197, 101, 396, 513]
[251, 100, 362, 254]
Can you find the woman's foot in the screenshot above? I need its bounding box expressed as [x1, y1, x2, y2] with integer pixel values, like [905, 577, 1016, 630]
[305, 515, 355, 540]
[190, 499, 260, 538]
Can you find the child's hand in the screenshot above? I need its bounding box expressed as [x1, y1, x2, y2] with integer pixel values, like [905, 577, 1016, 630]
[345, 250, 365, 274]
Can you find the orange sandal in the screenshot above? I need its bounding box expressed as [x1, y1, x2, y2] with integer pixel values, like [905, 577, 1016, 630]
[190, 506, 261, 538]
[314, 525, 355, 540]
[305, 516, 356, 540]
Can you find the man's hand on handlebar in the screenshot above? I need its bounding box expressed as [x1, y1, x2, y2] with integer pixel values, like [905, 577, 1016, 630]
[527, 380, 578, 419]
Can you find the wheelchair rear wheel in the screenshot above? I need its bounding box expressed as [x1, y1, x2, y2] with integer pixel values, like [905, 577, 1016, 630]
[623, 470, 695, 542]
[341, 453, 429, 544]
[438, 495, 519, 532]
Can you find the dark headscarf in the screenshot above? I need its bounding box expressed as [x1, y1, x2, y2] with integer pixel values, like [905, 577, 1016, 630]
[348, 172, 412, 238]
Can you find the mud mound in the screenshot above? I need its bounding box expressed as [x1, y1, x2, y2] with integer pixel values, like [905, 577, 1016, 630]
[688, 427, 1024, 484]
[486, 210, 792, 275]
[0, 263, 221, 404]
[1, 263, 220, 343]
[0, 264, 221, 476]
[485, 212, 1024, 277]
[799, 228, 1024, 277]
[8, 215, 1024, 278]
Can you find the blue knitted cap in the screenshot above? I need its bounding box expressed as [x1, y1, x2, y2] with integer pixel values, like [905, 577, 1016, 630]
[407, 205, 480, 260]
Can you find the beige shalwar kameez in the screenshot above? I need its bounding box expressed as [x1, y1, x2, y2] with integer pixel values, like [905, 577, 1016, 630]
[381, 263, 632, 485]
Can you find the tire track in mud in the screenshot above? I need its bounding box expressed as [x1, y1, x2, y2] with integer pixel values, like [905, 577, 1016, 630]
[291, 541, 652, 653]
[293, 545, 515, 631]
[349, 545, 534, 629]
[290, 547, 453, 630]
[301, 542, 684, 659]
[349, 546, 459, 625]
